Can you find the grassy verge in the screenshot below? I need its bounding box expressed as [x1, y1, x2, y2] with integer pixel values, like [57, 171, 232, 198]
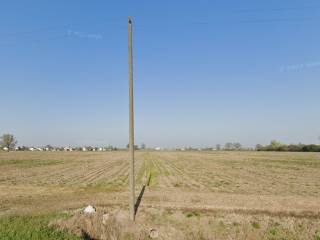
[0, 214, 80, 240]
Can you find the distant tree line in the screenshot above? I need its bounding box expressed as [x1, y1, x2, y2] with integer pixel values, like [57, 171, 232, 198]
[126, 143, 147, 150]
[0, 134, 148, 152]
[256, 140, 320, 152]
[223, 142, 242, 151]
[2, 133, 320, 153]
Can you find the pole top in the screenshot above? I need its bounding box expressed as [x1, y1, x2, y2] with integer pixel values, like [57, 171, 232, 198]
[128, 16, 132, 24]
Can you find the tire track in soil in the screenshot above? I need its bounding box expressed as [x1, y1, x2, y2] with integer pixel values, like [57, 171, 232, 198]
[68, 156, 127, 185]
[172, 155, 219, 190]
[162, 153, 205, 190]
[102, 160, 129, 186]
[78, 160, 124, 184]
[150, 156, 171, 187]
[152, 154, 180, 188]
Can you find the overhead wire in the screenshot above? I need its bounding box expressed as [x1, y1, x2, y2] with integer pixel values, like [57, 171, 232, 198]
[0, 6, 318, 45]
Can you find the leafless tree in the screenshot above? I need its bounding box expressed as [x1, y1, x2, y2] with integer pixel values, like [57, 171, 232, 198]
[0, 134, 17, 151]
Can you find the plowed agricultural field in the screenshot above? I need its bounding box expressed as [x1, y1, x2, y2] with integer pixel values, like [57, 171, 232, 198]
[1, 151, 320, 239]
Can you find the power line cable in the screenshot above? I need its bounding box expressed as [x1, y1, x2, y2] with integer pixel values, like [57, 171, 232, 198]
[234, 5, 320, 14]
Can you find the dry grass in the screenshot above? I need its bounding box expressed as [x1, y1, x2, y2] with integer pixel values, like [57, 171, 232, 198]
[51, 206, 320, 240]
[52, 208, 149, 240]
[0, 151, 320, 239]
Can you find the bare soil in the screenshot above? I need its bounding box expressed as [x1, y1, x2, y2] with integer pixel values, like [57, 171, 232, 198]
[0, 151, 320, 239]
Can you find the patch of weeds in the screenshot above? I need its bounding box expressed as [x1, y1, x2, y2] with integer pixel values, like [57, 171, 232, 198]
[136, 160, 147, 185]
[268, 227, 278, 236]
[148, 171, 159, 186]
[219, 220, 225, 227]
[186, 211, 200, 218]
[173, 182, 182, 187]
[0, 214, 79, 240]
[251, 221, 260, 229]
[185, 230, 207, 240]
[213, 180, 230, 188]
[123, 232, 135, 240]
[221, 180, 230, 185]
[266, 225, 294, 240]
[217, 220, 228, 232]
[165, 209, 174, 215]
[232, 222, 240, 227]
[315, 230, 320, 240]
[213, 181, 223, 187]
[150, 214, 158, 222]
[139, 154, 161, 187]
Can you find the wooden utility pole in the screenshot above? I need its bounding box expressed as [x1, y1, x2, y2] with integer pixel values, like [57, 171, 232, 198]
[128, 16, 135, 221]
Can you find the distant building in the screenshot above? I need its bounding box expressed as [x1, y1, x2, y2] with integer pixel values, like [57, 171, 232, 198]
[64, 147, 73, 151]
[155, 147, 161, 151]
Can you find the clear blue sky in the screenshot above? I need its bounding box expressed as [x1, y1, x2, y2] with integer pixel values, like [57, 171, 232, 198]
[0, 0, 319, 148]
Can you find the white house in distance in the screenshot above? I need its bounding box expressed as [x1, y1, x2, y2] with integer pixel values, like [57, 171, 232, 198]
[64, 147, 73, 151]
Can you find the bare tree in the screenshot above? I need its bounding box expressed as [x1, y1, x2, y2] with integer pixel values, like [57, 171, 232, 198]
[0, 134, 17, 151]
[256, 144, 264, 151]
[233, 142, 242, 150]
[224, 142, 233, 150]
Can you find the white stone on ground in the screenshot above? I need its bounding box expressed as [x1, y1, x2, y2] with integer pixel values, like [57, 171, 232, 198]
[83, 205, 96, 214]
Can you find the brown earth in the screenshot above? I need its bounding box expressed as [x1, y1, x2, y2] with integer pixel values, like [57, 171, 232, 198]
[0, 151, 320, 239]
